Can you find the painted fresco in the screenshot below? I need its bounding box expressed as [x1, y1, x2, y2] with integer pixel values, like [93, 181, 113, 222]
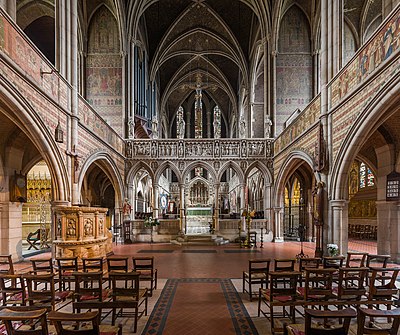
[331, 9, 400, 106]
[276, 6, 312, 135]
[274, 96, 320, 154]
[86, 6, 122, 133]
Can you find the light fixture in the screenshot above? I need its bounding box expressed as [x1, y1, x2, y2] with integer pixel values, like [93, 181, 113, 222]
[55, 120, 63, 143]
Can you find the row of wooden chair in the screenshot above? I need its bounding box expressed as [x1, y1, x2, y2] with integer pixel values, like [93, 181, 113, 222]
[0, 306, 123, 335]
[243, 252, 393, 302]
[284, 307, 400, 335]
[257, 266, 400, 334]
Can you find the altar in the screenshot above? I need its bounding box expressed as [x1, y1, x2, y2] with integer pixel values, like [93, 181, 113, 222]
[186, 207, 213, 234]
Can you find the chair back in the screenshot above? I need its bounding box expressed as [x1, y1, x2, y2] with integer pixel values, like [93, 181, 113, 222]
[132, 256, 155, 278]
[368, 267, 400, 299]
[23, 272, 56, 311]
[109, 271, 144, 301]
[345, 252, 368, 268]
[303, 268, 336, 301]
[299, 258, 321, 272]
[107, 257, 129, 273]
[82, 258, 104, 272]
[268, 271, 301, 301]
[73, 271, 104, 302]
[56, 257, 78, 291]
[30, 258, 54, 274]
[274, 259, 296, 272]
[0, 255, 14, 275]
[366, 254, 391, 268]
[304, 307, 357, 335]
[322, 256, 345, 269]
[0, 273, 26, 306]
[0, 307, 48, 335]
[336, 267, 368, 300]
[48, 310, 100, 335]
[356, 307, 400, 335]
[248, 259, 271, 278]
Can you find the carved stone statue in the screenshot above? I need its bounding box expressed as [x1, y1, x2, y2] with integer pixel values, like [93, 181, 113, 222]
[239, 115, 246, 138]
[177, 117, 185, 139]
[128, 117, 135, 139]
[151, 117, 159, 139]
[265, 115, 272, 138]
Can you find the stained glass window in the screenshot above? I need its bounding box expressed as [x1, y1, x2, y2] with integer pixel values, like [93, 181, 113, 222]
[359, 163, 366, 188]
[367, 167, 375, 186]
[359, 162, 375, 188]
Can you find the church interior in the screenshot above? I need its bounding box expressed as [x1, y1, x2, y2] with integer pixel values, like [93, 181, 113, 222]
[0, 0, 400, 334]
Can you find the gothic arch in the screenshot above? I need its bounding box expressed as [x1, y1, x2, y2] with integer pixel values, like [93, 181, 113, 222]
[0, 77, 69, 202]
[330, 78, 400, 201]
[273, 150, 319, 209]
[77, 152, 124, 206]
[217, 161, 244, 184]
[154, 161, 182, 185]
[182, 161, 216, 183]
[244, 161, 273, 184]
[126, 162, 155, 187]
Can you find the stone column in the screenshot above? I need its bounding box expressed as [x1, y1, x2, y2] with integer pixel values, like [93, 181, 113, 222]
[153, 184, 159, 219]
[273, 207, 284, 242]
[206, 107, 211, 138]
[270, 50, 277, 137]
[185, 107, 191, 138]
[214, 183, 220, 232]
[179, 183, 185, 234]
[330, 199, 348, 256]
[375, 201, 392, 256]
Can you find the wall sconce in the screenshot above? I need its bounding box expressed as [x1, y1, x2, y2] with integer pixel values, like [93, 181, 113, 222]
[54, 120, 64, 143]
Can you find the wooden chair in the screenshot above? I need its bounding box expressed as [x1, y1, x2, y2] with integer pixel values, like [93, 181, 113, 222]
[274, 258, 296, 272]
[30, 258, 54, 275]
[26, 229, 41, 250]
[0, 255, 14, 275]
[366, 254, 391, 285]
[242, 258, 271, 301]
[56, 257, 78, 291]
[0, 274, 26, 306]
[345, 251, 368, 268]
[23, 272, 56, 311]
[258, 271, 301, 335]
[298, 258, 321, 287]
[333, 267, 368, 305]
[82, 257, 104, 272]
[322, 256, 345, 269]
[297, 268, 336, 308]
[73, 271, 109, 313]
[0, 307, 48, 335]
[357, 307, 400, 335]
[108, 271, 148, 333]
[367, 267, 400, 311]
[132, 256, 158, 296]
[105, 257, 129, 287]
[48, 310, 122, 335]
[285, 308, 357, 335]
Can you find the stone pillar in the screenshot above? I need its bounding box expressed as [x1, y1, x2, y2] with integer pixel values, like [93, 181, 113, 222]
[375, 201, 392, 255]
[206, 107, 211, 138]
[0, 201, 23, 261]
[330, 200, 348, 256]
[128, 39, 136, 138]
[273, 206, 284, 242]
[185, 106, 191, 138]
[153, 184, 159, 219]
[214, 183, 220, 232]
[179, 183, 185, 234]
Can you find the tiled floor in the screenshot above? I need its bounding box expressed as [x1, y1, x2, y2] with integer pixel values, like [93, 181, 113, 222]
[10, 238, 396, 334]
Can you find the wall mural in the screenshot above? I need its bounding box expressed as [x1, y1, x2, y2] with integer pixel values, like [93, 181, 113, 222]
[86, 6, 122, 133]
[276, 7, 312, 134]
